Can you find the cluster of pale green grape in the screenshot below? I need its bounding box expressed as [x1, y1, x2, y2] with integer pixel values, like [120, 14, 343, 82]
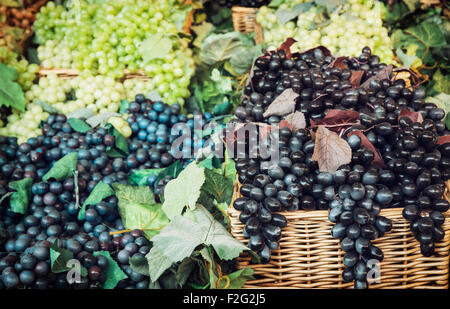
[0, 47, 39, 92]
[33, 0, 194, 105]
[1, 71, 163, 141]
[0, 104, 49, 144]
[256, 0, 394, 62]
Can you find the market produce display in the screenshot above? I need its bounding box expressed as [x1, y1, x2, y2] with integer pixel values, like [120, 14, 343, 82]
[0, 0, 449, 291]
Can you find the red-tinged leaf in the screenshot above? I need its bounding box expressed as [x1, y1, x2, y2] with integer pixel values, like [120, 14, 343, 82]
[310, 109, 360, 132]
[398, 109, 424, 124]
[263, 88, 298, 118]
[437, 135, 450, 145]
[330, 57, 349, 69]
[312, 126, 352, 173]
[360, 64, 394, 89]
[279, 120, 293, 131]
[347, 130, 385, 166]
[350, 71, 365, 88]
[277, 38, 297, 59]
[283, 111, 306, 131]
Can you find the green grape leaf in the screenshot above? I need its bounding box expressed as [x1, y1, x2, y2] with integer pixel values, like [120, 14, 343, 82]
[230, 44, 264, 75]
[85, 112, 120, 128]
[113, 183, 169, 239]
[35, 101, 61, 114]
[0, 63, 25, 112]
[428, 69, 450, 95]
[110, 126, 129, 155]
[93, 251, 128, 289]
[392, 22, 446, 65]
[162, 162, 205, 219]
[314, 0, 343, 12]
[119, 100, 130, 114]
[67, 108, 95, 119]
[268, 0, 285, 8]
[402, 0, 418, 12]
[425, 93, 450, 130]
[202, 168, 233, 205]
[42, 152, 78, 182]
[78, 181, 114, 220]
[152, 205, 248, 268]
[226, 268, 255, 289]
[8, 178, 33, 214]
[395, 48, 422, 69]
[129, 256, 150, 276]
[50, 241, 87, 276]
[199, 32, 244, 66]
[146, 246, 174, 283]
[213, 100, 233, 116]
[154, 160, 185, 188]
[175, 257, 197, 288]
[141, 33, 174, 63]
[191, 22, 214, 48]
[128, 168, 165, 186]
[68, 118, 92, 133]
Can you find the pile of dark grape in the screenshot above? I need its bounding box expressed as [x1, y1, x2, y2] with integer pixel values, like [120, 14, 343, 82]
[0, 94, 199, 289]
[232, 43, 450, 289]
[218, 0, 270, 8]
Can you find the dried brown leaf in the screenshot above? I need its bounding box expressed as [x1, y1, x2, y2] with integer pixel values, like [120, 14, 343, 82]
[347, 130, 385, 166]
[282, 111, 306, 131]
[312, 126, 352, 173]
[398, 109, 424, 124]
[262, 88, 298, 118]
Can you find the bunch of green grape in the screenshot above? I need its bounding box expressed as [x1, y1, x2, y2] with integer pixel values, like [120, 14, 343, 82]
[256, 0, 394, 62]
[34, 0, 193, 105]
[0, 46, 39, 92]
[0, 71, 160, 142]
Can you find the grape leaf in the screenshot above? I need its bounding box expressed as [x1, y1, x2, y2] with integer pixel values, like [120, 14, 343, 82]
[150, 205, 248, 281]
[8, 178, 33, 214]
[50, 241, 87, 276]
[67, 108, 95, 119]
[85, 112, 121, 128]
[282, 111, 306, 131]
[350, 71, 364, 88]
[175, 257, 197, 288]
[277, 38, 297, 59]
[0, 63, 25, 112]
[437, 135, 450, 145]
[392, 22, 445, 65]
[268, 0, 285, 8]
[398, 109, 424, 124]
[347, 130, 384, 166]
[42, 152, 78, 182]
[154, 160, 185, 189]
[360, 65, 394, 89]
[191, 22, 214, 48]
[310, 109, 360, 132]
[140, 33, 173, 63]
[129, 256, 150, 276]
[199, 32, 244, 66]
[312, 126, 352, 173]
[162, 162, 205, 219]
[78, 181, 114, 220]
[146, 246, 173, 283]
[262, 88, 298, 118]
[128, 168, 165, 186]
[119, 100, 130, 114]
[425, 93, 450, 129]
[202, 168, 233, 204]
[227, 268, 254, 289]
[68, 118, 91, 133]
[395, 47, 422, 69]
[113, 183, 169, 239]
[93, 251, 128, 289]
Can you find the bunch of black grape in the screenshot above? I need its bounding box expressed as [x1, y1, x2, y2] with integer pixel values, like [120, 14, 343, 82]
[111, 229, 151, 289]
[233, 126, 332, 263]
[328, 134, 394, 289]
[218, 0, 270, 8]
[237, 47, 390, 125]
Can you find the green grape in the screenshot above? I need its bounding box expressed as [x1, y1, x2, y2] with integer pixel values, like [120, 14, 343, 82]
[257, 0, 394, 63]
[34, 0, 195, 104]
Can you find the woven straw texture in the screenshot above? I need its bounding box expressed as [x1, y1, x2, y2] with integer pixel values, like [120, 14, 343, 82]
[228, 180, 450, 289]
[231, 6, 264, 44]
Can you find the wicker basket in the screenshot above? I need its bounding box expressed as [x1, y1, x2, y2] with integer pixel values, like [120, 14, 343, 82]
[38, 68, 151, 82]
[231, 6, 264, 44]
[228, 180, 450, 289]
